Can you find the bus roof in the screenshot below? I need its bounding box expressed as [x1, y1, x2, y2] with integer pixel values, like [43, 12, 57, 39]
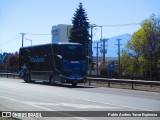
[20, 42, 82, 49]
[54, 42, 82, 45]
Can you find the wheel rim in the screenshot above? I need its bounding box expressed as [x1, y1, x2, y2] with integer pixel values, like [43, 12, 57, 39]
[24, 74, 30, 82]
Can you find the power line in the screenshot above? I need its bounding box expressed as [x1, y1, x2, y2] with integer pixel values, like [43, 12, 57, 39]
[19, 33, 50, 47]
[0, 35, 21, 46]
[102, 23, 140, 27]
[0, 34, 20, 46]
[26, 33, 50, 35]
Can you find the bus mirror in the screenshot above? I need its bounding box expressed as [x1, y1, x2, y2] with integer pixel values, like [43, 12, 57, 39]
[57, 55, 62, 59]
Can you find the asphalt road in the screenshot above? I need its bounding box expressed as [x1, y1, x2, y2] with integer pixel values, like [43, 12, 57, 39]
[0, 78, 160, 120]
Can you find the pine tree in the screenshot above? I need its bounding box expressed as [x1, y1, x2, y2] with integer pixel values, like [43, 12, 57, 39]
[69, 3, 90, 56]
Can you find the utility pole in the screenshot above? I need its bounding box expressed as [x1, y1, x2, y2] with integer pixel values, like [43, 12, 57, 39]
[90, 24, 101, 57]
[101, 39, 108, 64]
[100, 26, 103, 61]
[90, 25, 94, 76]
[116, 38, 122, 78]
[94, 42, 101, 77]
[20, 33, 26, 47]
[91, 24, 103, 62]
[90, 24, 97, 55]
[90, 24, 103, 76]
[90, 25, 96, 76]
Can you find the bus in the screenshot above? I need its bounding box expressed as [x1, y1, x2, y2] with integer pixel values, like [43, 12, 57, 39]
[19, 42, 87, 87]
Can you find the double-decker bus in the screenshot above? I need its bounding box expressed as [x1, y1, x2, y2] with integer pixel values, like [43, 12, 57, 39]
[19, 42, 87, 87]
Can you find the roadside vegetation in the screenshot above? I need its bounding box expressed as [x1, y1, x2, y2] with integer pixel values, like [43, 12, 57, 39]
[0, 52, 19, 73]
[120, 14, 160, 81]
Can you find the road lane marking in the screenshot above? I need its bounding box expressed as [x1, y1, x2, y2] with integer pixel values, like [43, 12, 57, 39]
[25, 102, 118, 109]
[56, 94, 153, 111]
[60, 103, 118, 109]
[0, 95, 54, 111]
[25, 102, 60, 106]
[0, 95, 88, 120]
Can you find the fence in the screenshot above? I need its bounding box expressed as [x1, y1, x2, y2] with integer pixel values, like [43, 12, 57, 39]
[87, 77, 160, 89]
[0, 71, 19, 79]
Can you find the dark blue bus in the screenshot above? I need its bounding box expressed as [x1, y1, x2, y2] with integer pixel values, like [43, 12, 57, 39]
[19, 42, 87, 87]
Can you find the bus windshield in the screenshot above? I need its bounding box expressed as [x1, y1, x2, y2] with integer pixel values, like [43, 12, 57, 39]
[61, 45, 84, 55]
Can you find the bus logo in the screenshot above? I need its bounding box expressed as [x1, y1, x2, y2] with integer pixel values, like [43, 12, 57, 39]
[30, 57, 44, 63]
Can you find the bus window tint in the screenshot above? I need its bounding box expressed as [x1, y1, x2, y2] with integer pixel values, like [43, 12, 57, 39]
[62, 45, 84, 55]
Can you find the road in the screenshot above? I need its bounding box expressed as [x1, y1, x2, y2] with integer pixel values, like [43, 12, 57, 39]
[0, 78, 160, 120]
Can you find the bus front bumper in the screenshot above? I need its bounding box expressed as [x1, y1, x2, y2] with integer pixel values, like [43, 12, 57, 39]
[59, 74, 87, 83]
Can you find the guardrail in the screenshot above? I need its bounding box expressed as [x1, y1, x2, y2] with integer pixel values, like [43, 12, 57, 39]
[0, 72, 19, 79]
[87, 77, 160, 89]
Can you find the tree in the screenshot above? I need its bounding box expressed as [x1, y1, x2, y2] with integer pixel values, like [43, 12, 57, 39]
[124, 29, 144, 78]
[69, 3, 90, 56]
[121, 14, 160, 80]
[140, 14, 160, 80]
[6, 53, 19, 72]
[121, 49, 132, 76]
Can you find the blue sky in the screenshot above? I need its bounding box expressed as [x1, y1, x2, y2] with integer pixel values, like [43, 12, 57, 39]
[0, 0, 160, 53]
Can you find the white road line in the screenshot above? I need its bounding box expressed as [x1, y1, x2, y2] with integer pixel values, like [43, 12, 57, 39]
[56, 94, 153, 111]
[25, 102, 60, 106]
[0, 95, 54, 111]
[25, 102, 118, 109]
[0, 95, 88, 120]
[59, 102, 118, 109]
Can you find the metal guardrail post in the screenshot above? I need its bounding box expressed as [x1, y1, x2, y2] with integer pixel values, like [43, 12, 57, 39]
[132, 83, 134, 89]
[108, 82, 110, 87]
[7, 73, 8, 78]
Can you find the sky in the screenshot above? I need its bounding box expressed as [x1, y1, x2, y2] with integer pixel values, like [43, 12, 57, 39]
[0, 0, 160, 53]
